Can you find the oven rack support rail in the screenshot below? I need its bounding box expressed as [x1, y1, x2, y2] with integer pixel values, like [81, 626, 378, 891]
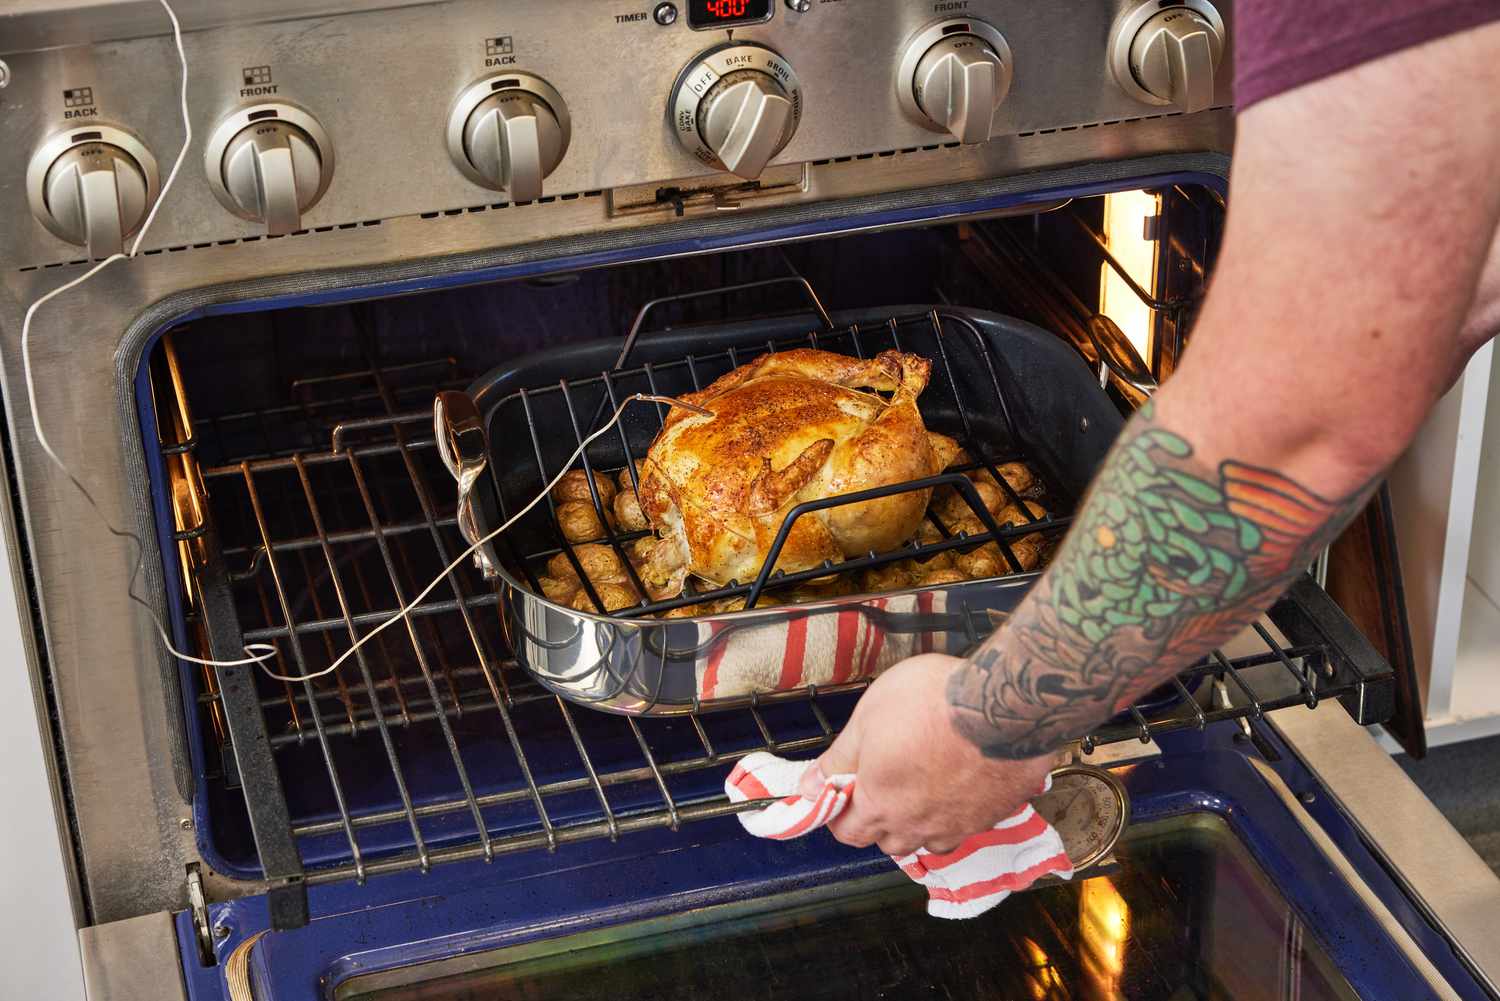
[152, 328, 1391, 933]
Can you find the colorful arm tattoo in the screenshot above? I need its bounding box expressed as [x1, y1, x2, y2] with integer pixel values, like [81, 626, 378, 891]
[946, 402, 1376, 759]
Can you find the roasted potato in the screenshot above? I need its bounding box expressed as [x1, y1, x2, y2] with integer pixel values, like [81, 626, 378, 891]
[661, 602, 708, 619]
[1008, 538, 1044, 572]
[914, 567, 966, 586]
[927, 432, 964, 473]
[551, 469, 616, 506]
[613, 487, 649, 532]
[860, 563, 916, 593]
[568, 580, 639, 613]
[556, 499, 613, 543]
[547, 543, 627, 582]
[933, 480, 1007, 523]
[909, 548, 956, 571]
[954, 543, 1006, 580]
[995, 499, 1047, 527]
[955, 538, 1044, 579]
[969, 461, 1038, 497]
[537, 575, 580, 604]
[915, 520, 946, 546]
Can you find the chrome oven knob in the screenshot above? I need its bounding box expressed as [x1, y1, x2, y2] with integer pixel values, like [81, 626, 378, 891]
[1111, 2, 1226, 113]
[900, 20, 1013, 144]
[671, 43, 803, 180]
[205, 105, 334, 236]
[26, 125, 160, 258]
[448, 74, 571, 202]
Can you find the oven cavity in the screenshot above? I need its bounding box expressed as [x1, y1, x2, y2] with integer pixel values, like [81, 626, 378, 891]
[140, 185, 1393, 928]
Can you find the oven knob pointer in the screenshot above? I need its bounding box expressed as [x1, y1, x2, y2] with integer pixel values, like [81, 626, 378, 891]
[464, 90, 564, 202]
[26, 125, 160, 257]
[898, 20, 1013, 144]
[1112, 2, 1225, 113]
[448, 74, 572, 202]
[205, 105, 335, 236]
[222, 122, 323, 235]
[671, 44, 803, 181]
[699, 72, 794, 179]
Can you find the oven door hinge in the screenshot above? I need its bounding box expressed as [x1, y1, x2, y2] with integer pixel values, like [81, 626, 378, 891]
[186, 864, 215, 966]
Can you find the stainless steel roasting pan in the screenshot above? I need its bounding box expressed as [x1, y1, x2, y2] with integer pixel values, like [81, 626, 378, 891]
[445, 298, 1124, 713]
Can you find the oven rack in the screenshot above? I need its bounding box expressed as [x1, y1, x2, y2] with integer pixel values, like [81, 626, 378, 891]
[157, 321, 1392, 929]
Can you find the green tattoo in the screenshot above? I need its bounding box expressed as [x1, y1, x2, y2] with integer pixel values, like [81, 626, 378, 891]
[947, 402, 1374, 758]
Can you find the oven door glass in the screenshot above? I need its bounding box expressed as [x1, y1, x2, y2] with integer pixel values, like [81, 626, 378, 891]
[334, 814, 1357, 1001]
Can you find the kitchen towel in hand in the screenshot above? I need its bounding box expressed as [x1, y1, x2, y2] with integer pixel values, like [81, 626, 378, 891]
[725, 751, 1073, 919]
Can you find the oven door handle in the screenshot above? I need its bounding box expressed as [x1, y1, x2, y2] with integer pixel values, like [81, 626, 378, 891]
[434, 389, 499, 577]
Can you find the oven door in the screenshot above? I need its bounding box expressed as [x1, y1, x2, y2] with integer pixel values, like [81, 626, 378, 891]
[180, 720, 1494, 1001]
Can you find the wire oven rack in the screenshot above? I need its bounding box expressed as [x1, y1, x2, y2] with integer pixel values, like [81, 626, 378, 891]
[157, 307, 1393, 930]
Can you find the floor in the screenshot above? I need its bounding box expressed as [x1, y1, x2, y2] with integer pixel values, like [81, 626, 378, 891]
[1396, 734, 1500, 874]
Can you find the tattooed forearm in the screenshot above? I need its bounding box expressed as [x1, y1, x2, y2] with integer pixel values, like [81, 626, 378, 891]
[946, 402, 1375, 759]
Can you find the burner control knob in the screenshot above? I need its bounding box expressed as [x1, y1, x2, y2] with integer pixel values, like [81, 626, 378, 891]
[899, 20, 1013, 144]
[1111, 3, 1225, 113]
[26, 125, 160, 257]
[205, 105, 334, 235]
[671, 43, 803, 180]
[448, 74, 572, 202]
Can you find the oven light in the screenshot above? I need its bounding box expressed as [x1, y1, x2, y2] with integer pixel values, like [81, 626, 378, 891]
[1099, 189, 1161, 366]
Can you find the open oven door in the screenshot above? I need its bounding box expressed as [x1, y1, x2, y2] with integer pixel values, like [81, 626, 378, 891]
[174, 713, 1499, 1001]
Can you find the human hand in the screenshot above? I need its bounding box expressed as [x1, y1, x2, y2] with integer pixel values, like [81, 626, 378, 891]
[798, 652, 1058, 857]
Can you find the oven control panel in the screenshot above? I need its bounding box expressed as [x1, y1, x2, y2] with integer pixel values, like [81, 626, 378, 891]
[0, 0, 1232, 268]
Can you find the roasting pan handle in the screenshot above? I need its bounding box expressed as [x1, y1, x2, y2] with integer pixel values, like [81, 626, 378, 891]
[614, 276, 834, 370]
[1086, 314, 1159, 395]
[434, 389, 500, 578]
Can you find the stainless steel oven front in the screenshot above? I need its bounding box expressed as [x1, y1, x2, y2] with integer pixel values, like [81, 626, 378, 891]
[3, 2, 1499, 1000]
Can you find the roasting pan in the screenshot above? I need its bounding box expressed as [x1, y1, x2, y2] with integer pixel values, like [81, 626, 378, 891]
[451, 300, 1124, 713]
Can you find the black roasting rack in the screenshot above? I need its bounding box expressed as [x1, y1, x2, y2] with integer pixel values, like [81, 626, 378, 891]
[153, 295, 1394, 929]
[464, 283, 1076, 621]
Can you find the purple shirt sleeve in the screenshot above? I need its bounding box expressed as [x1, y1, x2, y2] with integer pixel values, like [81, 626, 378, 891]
[1234, 0, 1500, 109]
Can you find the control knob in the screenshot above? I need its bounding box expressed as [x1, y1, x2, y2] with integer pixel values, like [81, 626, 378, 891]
[26, 126, 160, 258]
[671, 43, 803, 180]
[205, 105, 334, 236]
[898, 20, 1013, 144]
[448, 74, 571, 202]
[1111, 2, 1226, 113]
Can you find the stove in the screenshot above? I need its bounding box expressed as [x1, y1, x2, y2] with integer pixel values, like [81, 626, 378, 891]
[2, 2, 1498, 1000]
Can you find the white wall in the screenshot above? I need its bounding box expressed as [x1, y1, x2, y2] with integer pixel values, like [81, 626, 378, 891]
[0, 527, 86, 1000]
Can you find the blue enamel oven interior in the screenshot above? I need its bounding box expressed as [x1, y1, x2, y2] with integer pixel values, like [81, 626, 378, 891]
[136, 175, 1221, 885]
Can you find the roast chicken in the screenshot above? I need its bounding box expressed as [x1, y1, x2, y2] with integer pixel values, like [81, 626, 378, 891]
[636, 348, 960, 587]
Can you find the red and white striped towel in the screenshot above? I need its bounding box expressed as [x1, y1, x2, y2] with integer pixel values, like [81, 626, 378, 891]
[698, 592, 962, 701]
[726, 751, 1073, 919]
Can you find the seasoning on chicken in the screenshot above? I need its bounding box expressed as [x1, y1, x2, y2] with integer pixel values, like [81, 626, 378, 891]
[638, 348, 959, 590]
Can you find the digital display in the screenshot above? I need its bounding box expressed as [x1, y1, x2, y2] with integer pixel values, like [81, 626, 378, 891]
[687, 0, 773, 29]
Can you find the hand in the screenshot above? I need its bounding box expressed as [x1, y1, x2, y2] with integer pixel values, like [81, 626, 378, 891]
[798, 652, 1058, 857]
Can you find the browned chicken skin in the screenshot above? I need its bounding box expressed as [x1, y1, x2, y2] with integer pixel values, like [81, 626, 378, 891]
[638, 348, 957, 586]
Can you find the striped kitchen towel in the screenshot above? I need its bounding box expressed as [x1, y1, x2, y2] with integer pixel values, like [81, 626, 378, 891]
[725, 751, 1073, 919]
[697, 592, 964, 701]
